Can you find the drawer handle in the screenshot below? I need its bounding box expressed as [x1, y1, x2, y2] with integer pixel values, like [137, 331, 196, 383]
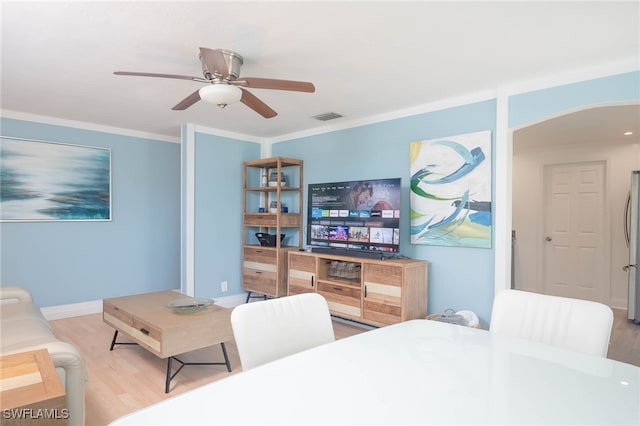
[311, 276, 314, 287]
[255, 271, 262, 274]
[140, 328, 150, 335]
[333, 286, 342, 291]
[364, 285, 367, 298]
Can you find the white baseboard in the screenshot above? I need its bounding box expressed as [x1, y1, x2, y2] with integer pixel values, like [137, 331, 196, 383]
[610, 298, 627, 311]
[42, 292, 249, 320]
[41, 300, 103, 320]
[214, 293, 248, 308]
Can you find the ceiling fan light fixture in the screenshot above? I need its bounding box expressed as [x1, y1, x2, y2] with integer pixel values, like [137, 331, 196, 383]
[115, 47, 314, 117]
[199, 84, 242, 107]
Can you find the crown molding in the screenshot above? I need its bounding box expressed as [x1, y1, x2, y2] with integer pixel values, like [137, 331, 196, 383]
[501, 57, 639, 96]
[268, 89, 497, 144]
[192, 124, 263, 144]
[0, 110, 180, 143]
[269, 58, 639, 144]
[4, 58, 638, 147]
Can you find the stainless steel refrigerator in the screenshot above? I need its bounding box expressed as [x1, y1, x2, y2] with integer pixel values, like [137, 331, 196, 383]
[625, 170, 640, 323]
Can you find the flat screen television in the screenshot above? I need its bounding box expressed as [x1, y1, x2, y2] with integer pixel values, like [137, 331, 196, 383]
[307, 178, 401, 257]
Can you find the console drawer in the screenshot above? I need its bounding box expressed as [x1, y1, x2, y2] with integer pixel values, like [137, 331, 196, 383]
[243, 246, 277, 282]
[243, 267, 277, 282]
[317, 282, 361, 299]
[289, 252, 316, 272]
[243, 268, 278, 296]
[317, 281, 361, 318]
[244, 247, 277, 265]
[244, 213, 277, 227]
[364, 263, 403, 287]
[363, 300, 402, 325]
[279, 213, 301, 227]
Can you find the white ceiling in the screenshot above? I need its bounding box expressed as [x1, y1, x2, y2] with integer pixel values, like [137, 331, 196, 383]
[514, 104, 640, 152]
[1, 1, 639, 141]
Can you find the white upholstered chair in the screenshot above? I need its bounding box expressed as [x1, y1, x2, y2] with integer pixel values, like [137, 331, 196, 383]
[230, 293, 336, 370]
[489, 289, 614, 357]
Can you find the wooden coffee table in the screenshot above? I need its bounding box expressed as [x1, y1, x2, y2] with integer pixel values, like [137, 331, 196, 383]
[103, 290, 233, 393]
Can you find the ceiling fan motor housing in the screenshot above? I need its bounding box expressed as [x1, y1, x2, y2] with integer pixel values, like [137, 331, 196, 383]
[201, 49, 243, 81]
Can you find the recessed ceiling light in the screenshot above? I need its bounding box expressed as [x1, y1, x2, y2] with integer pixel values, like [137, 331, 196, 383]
[624, 131, 633, 136]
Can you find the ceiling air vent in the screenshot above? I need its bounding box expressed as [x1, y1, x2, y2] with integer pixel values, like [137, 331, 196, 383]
[312, 112, 343, 121]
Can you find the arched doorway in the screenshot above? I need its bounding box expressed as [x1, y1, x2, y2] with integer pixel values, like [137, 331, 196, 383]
[510, 104, 640, 308]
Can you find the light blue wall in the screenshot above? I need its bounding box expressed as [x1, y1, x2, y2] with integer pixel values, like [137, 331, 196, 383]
[0, 118, 181, 307]
[191, 132, 260, 300]
[270, 70, 639, 326]
[4, 71, 638, 318]
[509, 71, 640, 128]
[273, 100, 497, 325]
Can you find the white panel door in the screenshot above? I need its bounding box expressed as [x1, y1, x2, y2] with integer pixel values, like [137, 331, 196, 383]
[543, 162, 608, 303]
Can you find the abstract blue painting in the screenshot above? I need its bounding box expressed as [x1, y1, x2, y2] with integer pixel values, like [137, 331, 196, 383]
[410, 130, 492, 248]
[0, 137, 111, 221]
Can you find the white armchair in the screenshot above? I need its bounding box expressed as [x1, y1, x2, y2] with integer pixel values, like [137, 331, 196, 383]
[489, 289, 614, 357]
[231, 293, 336, 370]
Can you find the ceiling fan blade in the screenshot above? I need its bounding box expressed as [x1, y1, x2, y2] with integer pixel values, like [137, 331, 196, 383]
[199, 47, 229, 79]
[114, 71, 205, 82]
[238, 77, 315, 93]
[240, 88, 277, 119]
[172, 90, 202, 111]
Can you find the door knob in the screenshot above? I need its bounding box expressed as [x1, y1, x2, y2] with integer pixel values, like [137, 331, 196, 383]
[545, 236, 552, 242]
[623, 264, 637, 271]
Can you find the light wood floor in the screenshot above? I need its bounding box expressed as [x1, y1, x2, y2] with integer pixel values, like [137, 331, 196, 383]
[606, 308, 640, 367]
[49, 313, 367, 426]
[50, 309, 639, 426]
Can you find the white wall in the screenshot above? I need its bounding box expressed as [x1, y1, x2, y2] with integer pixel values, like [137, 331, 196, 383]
[513, 139, 640, 308]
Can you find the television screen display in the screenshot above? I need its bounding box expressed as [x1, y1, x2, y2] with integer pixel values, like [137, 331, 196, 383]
[307, 178, 401, 254]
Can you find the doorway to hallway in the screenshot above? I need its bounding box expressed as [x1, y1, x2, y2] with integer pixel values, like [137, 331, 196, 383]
[542, 161, 608, 303]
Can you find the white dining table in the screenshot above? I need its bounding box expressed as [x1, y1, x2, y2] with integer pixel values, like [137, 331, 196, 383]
[109, 319, 640, 425]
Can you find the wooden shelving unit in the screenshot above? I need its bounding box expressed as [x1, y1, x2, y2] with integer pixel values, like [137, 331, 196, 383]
[242, 157, 303, 301]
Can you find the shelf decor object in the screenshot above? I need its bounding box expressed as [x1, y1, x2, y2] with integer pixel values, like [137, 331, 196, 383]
[166, 297, 214, 314]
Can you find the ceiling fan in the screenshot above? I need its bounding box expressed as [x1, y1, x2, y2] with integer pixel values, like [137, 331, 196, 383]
[114, 47, 315, 119]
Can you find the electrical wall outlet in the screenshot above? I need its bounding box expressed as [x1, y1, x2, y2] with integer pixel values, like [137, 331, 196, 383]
[221, 281, 228, 292]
